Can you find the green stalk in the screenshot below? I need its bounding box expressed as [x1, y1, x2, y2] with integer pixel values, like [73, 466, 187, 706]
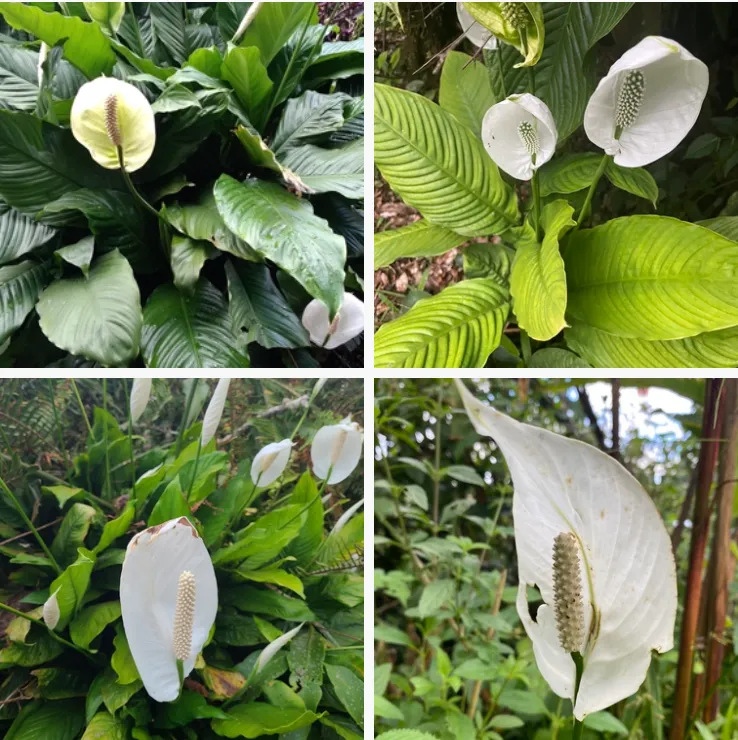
[117, 148, 164, 222]
[576, 154, 611, 227]
[0, 476, 61, 574]
[122, 380, 137, 501]
[0, 602, 95, 659]
[176, 658, 185, 697]
[186, 438, 203, 502]
[520, 329, 532, 365]
[102, 379, 111, 498]
[71, 379, 93, 436]
[532, 167, 542, 240]
[571, 651, 585, 740]
[175, 381, 199, 456]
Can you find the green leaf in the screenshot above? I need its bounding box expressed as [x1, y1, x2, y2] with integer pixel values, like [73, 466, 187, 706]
[0, 3, 115, 78]
[489, 714, 525, 729]
[284, 472, 323, 565]
[149, 1, 187, 65]
[0, 261, 48, 344]
[69, 601, 121, 651]
[0, 110, 117, 214]
[41, 189, 156, 272]
[4, 699, 84, 740]
[463, 243, 513, 284]
[288, 626, 325, 696]
[222, 45, 273, 129]
[272, 90, 351, 153]
[49, 547, 96, 630]
[699, 216, 738, 242]
[55, 236, 94, 277]
[81, 712, 127, 740]
[325, 665, 363, 728]
[222, 585, 316, 621]
[529, 348, 590, 368]
[100, 668, 142, 712]
[564, 216, 738, 340]
[151, 84, 202, 114]
[374, 278, 510, 368]
[0, 629, 64, 666]
[566, 322, 738, 369]
[148, 475, 191, 526]
[111, 627, 140, 684]
[234, 125, 287, 175]
[215, 612, 263, 647]
[583, 711, 629, 735]
[225, 260, 308, 350]
[32, 668, 90, 699]
[375, 83, 518, 237]
[510, 200, 576, 341]
[93, 501, 135, 554]
[0, 203, 56, 266]
[36, 250, 142, 366]
[374, 220, 466, 270]
[304, 38, 364, 84]
[268, 23, 326, 107]
[0, 45, 41, 111]
[158, 690, 230, 728]
[42, 485, 85, 508]
[418, 579, 455, 618]
[212, 703, 322, 739]
[171, 235, 212, 293]
[539, 153, 602, 196]
[279, 138, 364, 199]
[51, 502, 96, 567]
[606, 161, 659, 207]
[439, 50, 495, 137]
[236, 1, 317, 66]
[684, 133, 720, 160]
[83, 2, 125, 34]
[237, 568, 304, 598]
[374, 695, 404, 720]
[141, 279, 249, 368]
[497, 688, 549, 715]
[213, 175, 346, 316]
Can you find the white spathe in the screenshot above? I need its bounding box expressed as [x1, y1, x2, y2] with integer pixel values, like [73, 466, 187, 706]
[71, 77, 156, 172]
[257, 622, 303, 673]
[302, 292, 364, 350]
[120, 517, 218, 702]
[482, 94, 557, 180]
[42, 589, 60, 630]
[251, 439, 293, 486]
[584, 36, 708, 167]
[455, 380, 677, 719]
[311, 417, 363, 484]
[130, 378, 152, 424]
[201, 378, 230, 448]
[456, 1, 497, 49]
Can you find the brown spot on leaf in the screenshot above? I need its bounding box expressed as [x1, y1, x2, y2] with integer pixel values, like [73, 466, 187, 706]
[202, 666, 246, 699]
[600, 510, 605, 519]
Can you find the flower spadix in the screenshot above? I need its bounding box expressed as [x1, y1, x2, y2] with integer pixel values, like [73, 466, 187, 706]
[456, 1, 497, 50]
[71, 77, 156, 172]
[455, 380, 677, 719]
[482, 94, 557, 180]
[302, 292, 364, 350]
[251, 439, 293, 486]
[120, 517, 217, 702]
[584, 36, 708, 167]
[311, 418, 363, 484]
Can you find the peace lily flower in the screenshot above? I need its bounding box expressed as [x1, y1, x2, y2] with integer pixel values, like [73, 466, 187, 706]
[455, 380, 677, 719]
[42, 589, 60, 630]
[129, 378, 152, 424]
[83, 2, 125, 34]
[311, 418, 363, 484]
[301, 292, 364, 349]
[457, 1, 497, 50]
[120, 517, 218, 702]
[251, 439, 293, 486]
[584, 36, 708, 167]
[71, 77, 156, 172]
[256, 623, 303, 672]
[201, 378, 230, 447]
[37, 42, 48, 88]
[482, 93, 557, 180]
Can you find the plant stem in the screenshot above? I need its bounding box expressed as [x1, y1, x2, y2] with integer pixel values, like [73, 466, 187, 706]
[0, 602, 95, 659]
[576, 154, 610, 226]
[102, 379, 111, 497]
[71, 379, 93, 437]
[186, 438, 203, 502]
[0, 476, 62, 574]
[519, 329, 532, 365]
[571, 651, 585, 740]
[532, 168, 542, 240]
[46, 380, 69, 470]
[176, 658, 184, 697]
[432, 385, 443, 531]
[122, 379, 137, 501]
[116, 148, 163, 222]
[175, 380, 199, 457]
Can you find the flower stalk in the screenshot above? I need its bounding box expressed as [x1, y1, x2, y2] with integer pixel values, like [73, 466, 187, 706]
[575, 153, 611, 227]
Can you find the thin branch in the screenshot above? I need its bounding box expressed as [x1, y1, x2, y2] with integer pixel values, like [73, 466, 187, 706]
[577, 386, 608, 452]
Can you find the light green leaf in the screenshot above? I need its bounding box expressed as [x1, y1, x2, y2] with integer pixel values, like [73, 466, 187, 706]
[93, 501, 135, 554]
[225, 260, 308, 350]
[36, 250, 142, 366]
[100, 668, 142, 712]
[141, 279, 249, 368]
[148, 476, 191, 526]
[51, 502, 96, 567]
[151, 84, 202, 114]
[284, 472, 323, 565]
[49, 547, 96, 630]
[0, 630, 64, 666]
[69, 601, 121, 651]
[418, 579, 455, 618]
[510, 200, 576, 341]
[83, 2, 125, 34]
[374, 220, 466, 270]
[566, 322, 738, 369]
[55, 236, 94, 277]
[213, 175, 346, 316]
[439, 50, 496, 137]
[234, 125, 285, 174]
[0, 203, 56, 266]
[583, 711, 629, 735]
[0, 261, 48, 344]
[564, 216, 738, 340]
[212, 704, 322, 738]
[170, 235, 212, 293]
[236, 2, 317, 66]
[325, 665, 364, 728]
[222, 45, 273, 129]
[0, 2, 115, 78]
[4, 699, 84, 740]
[529, 348, 590, 368]
[111, 627, 140, 684]
[374, 83, 518, 237]
[278, 138, 364, 199]
[374, 695, 404, 720]
[539, 153, 602, 196]
[237, 568, 304, 598]
[374, 278, 510, 368]
[42, 485, 85, 508]
[81, 712, 127, 740]
[0, 110, 116, 215]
